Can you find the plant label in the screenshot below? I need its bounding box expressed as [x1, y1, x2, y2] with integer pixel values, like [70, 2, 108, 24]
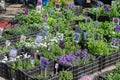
[56, 32, 64, 40]
[40, 57, 49, 68]
[85, 18, 91, 23]
[20, 35, 26, 42]
[59, 40, 65, 49]
[113, 18, 119, 25]
[9, 48, 17, 58]
[93, 33, 100, 42]
[80, 75, 92, 80]
[24, 9, 28, 17]
[50, 9, 54, 16]
[74, 33, 80, 43]
[37, 0, 42, 6]
[86, 0, 91, 3]
[58, 12, 62, 20]
[0, 28, 3, 37]
[84, 31, 88, 40]
[31, 59, 35, 65]
[55, 63, 59, 69]
[54, 24, 59, 31]
[111, 1, 115, 6]
[36, 5, 42, 13]
[36, 34, 43, 43]
[64, 4, 69, 10]
[42, 30, 49, 37]
[55, 3, 60, 11]
[75, 26, 82, 33]
[111, 38, 120, 48]
[94, 20, 99, 28]
[44, 14, 48, 24]
[44, 25, 49, 31]
[115, 25, 120, 32]
[5, 40, 11, 47]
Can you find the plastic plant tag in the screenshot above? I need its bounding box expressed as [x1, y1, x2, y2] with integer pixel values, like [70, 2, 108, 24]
[111, 38, 120, 48]
[55, 63, 59, 74]
[24, 9, 28, 17]
[36, 34, 43, 43]
[31, 59, 35, 65]
[94, 20, 99, 28]
[44, 14, 48, 24]
[42, 30, 49, 37]
[44, 25, 49, 31]
[115, 25, 120, 32]
[40, 57, 49, 68]
[50, 9, 54, 16]
[85, 18, 91, 23]
[36, 5, 42, 13]
[56, 32, 64, 40]
[58, 12, 62, 20]
[0, 28, 3, 37]
[111, 1, 115, 6]
[55, 63, 59, 69]
[84, 31, 88, 40]
[20, 35, 26, 42]
[113, 18, 119, 25]
[54, 24, 59, 31]
[37, 0, 42, 5]
[55, 3, 60, 11]
[80, 75, 92, 80]
[93, 33, 100, 42]
[9, 48, 17, 58]
[5, 40, 11, 47]
[86, 0, 91, 3]
[74, 33, 80, 43]
[75, 26, 82, 33]
[59, 40, 65, 49]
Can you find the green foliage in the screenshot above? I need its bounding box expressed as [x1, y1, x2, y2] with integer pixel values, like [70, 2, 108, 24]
[87, 39, 110, 56]
[59, 71, 73, 80]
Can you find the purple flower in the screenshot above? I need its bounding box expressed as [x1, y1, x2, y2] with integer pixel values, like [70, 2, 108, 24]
[115, 26, 120, 32]
[69, 3, 75, 8]
[104, 6, 111, 12]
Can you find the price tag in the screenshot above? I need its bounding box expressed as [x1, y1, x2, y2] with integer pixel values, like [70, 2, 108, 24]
[20, 35, 26, 42]
[0, 28, 3, 37]
[40, 57, 49, 68]
[9, 48, 17, 58]
[115, 25, 120, 32]
[113, 18, 119, 25]
[36, 34, 43, 43]
[55, 3, 60, 11]
[74, 33, 80, 43]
